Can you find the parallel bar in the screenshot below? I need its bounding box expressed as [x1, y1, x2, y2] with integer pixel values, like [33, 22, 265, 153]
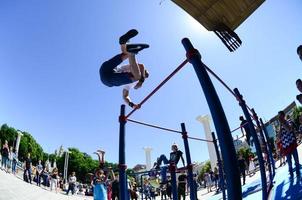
[182, 38, 242, 200]
[234, 88, 267, 200]
[126, 59, 189, 118]
[127, 118, 182, 133]
[181, 123, 196, 200]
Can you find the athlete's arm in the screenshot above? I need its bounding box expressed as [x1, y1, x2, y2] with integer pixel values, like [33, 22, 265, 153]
[123, 89, 140, 109]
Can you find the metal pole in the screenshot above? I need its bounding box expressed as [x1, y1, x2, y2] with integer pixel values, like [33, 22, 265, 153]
[181, 38, 242, 200]
[234, 88, 267, 200]
[180, 123, 195, 200]
[118, 105, 128, 200]
[260, 118, 275, 177]
[251, 109, 273, 190]
[170, 163, 178, 200]
[212, 132, 226, 200]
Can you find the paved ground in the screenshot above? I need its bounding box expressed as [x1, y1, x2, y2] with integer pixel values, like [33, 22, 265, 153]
[0, 170, 92, 200]
[1, 145, 302, 200]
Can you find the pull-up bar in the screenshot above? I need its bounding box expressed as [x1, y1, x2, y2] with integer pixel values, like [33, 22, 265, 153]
[127, 118, 182, 134]
[127, 118, 212, 143]
[126, 59, 189, 118]
[187, 136, 213, 143]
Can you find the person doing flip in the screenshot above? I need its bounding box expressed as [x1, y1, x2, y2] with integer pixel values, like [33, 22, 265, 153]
[99, 29, 149, 109]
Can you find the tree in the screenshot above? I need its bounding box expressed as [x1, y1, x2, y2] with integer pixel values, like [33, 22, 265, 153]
[292, 106, 302, 127]
[198, 161, 211, 181]
[0, 124, 18, 148]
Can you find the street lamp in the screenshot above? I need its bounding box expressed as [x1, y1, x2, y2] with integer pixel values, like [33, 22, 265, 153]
[16, 130, 23, 158]
[63, 150, 71, 182]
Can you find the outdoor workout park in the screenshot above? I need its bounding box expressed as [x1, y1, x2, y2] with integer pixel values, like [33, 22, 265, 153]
[1, 0, 302, 200]
[114, 1, 302, 200]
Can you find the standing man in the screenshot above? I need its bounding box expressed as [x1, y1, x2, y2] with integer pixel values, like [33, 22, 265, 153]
[24, 153, 32, 184]
[240, 116, 251, 146]
[278, 111, 300, 177]
[99, 29, 149, 109]
[1, 140, 9, 172]
[36, 160, 43, 186]
[238, 154, 246, 185]
[66, 172, 77, 195]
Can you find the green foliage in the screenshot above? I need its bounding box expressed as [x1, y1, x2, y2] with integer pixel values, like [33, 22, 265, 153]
[237, 147, 253, 162]
[0, 123, 124, 184]
[0, 124, 18, 147]
[292, 106, 302, 127]
[198, 161, 211, 181]
[56, 148, 122, 183]
[18, 132, 44, 164]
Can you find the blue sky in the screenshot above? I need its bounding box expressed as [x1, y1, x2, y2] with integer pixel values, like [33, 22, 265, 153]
[0, 0, 301, 168]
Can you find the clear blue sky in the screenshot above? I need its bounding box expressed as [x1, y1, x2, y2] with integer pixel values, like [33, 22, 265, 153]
[0, 0, 301, 168]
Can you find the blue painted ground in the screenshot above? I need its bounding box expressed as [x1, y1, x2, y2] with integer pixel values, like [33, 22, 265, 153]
[270, 164, 302, 200]
[208, 164, 302, 200]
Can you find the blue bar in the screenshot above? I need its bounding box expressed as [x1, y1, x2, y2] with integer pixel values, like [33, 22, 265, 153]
[233, 89, 267, 200]
[212, 132, 226, 200]
[260, 118, 275, 177]
[181, 123, 196, 200]
[181, 38, 242, 200]
[118, 105, 128, 200]
[251, 109, 273, 189]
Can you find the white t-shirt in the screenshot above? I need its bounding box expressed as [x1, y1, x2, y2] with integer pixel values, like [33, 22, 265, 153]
[115, 64, 131, 73]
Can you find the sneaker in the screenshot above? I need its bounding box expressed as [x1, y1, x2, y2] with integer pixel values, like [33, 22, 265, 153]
[119, 29, 138, 44]
[126, 43, 149, 54]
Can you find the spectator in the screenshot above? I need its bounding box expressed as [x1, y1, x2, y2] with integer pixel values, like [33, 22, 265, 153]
[248, 155, 256, 177]
[50, 167, 59, 193]
[36, 160, 43, 186]
[66, 171, 77, 195]
[24, 153, 32, 183]
[238, 154, 246, 185]
[111, 174, 119, 200]
[166, 180, 172, 199]
[278, 111, 300, 177]
[42, 167, 50, 187]
[204, 173, 212, 193]
[8, 146, 13, 173]
[177, 172, 187, 200]
[92, 169, 107, 200]
[11, 149, 18, 175]
[1, 140, 9, 172]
